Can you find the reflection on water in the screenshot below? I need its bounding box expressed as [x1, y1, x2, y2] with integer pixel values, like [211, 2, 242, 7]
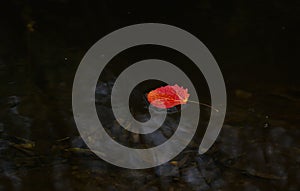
[0, 0, 299, 190]
[1, 65, 299, 190]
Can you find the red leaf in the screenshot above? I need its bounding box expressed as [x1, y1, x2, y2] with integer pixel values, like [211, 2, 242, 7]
[147, 84, 190, 109]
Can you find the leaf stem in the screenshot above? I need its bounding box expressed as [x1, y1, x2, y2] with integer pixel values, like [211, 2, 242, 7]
[187, 100, 219, 112]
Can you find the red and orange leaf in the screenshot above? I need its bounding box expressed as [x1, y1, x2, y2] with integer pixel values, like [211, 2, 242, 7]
[147, 84, 190, 109]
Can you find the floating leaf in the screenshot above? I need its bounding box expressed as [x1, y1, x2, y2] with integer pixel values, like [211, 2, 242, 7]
[147, 84, 190, 109]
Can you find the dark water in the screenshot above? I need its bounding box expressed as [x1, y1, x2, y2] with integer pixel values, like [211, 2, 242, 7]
[0, 1, 299, 190]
